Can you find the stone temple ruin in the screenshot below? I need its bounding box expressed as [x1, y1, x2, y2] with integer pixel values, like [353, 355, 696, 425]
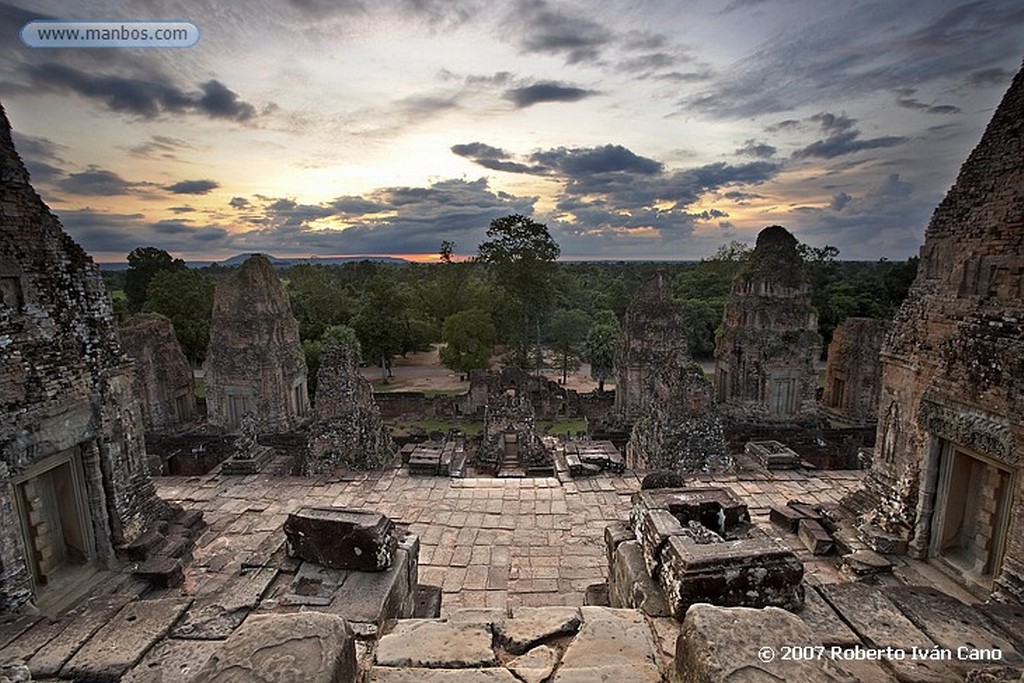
[856, 62, 1024, 602]
[0, 106, 169, 612]
[714, 225, 821, 423]
[306, 344, 395, 474]
[119, 313, 197, 433]
[820, 317, 889, 427]
[204, 254, 309, 433]
[619, 276, 729, 473]
[479, 391, 552, 477]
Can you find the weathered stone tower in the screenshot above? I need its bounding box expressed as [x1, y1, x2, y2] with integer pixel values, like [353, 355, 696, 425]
[306, 345, 394, 473]
[820, 317, 889, 426]
[615, 274, 688, 419]
[119, 313, 196, 432]
[205, 254, 309, 433]
[863, 63, 1024, 602]
[0, 104, 164, 612]
[714, 226, 821, 423]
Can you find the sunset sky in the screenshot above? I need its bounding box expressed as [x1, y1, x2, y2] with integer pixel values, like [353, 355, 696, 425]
[2, 0, 1022, 262]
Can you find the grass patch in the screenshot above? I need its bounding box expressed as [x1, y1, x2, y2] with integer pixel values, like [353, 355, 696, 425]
[536, 419, 587, 435]
[421, 388, 467, 397]
[195, 376, 206, 399]
[389, 420, 484, 437]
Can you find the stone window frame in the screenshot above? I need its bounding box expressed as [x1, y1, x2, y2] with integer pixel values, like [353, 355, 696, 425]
[290, 376, 307, 418]
[223, 386, 256, 429]
[0, 273, 25, 311]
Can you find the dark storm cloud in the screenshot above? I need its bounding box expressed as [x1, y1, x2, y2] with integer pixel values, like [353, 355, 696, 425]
[679, 1, 1024, 118]
[735, 139, 777, 159]
[57, 167, 140, 196]
[792, 112, 907, 159]
[165, 179, 220, 195]
[511, 0, 613, 64]
[504, 82, 598, 108]
[450, 142, 544, 173]
[530, 145, 664, 176]
[21, 63, 257, 122]
[168, 206, 196, 214]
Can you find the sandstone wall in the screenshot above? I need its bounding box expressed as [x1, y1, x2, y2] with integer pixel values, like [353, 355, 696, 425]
[119, 313, 196, 431]
[821, 317, 889, 425]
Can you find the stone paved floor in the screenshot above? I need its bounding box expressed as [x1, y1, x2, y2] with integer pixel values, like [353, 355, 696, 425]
[155, 466, 873, 613]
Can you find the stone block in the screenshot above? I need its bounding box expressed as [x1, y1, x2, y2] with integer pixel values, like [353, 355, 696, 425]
[770, 504, 806, 533]
[374, 620, 497, 668]
[676, 603, 858, 683]
[284, 507, 396, 571]
[498, 606, 581, 655]
[126, 528, 166, 561]
[133, 556, 184, 588]
[121, 637, 219, 683]
[552, 607, 661, 683]
[370, 669, 518, 682]
[631, 487, 749, 537]
[658, 527, 804, 619]
[797, 585, 860, 648]
[639, 509, 684, 579]
[414, 585, 442, 618]
[507, 644, 558, 683]
[607, 540, 670, 617]
[798, 518, 834, 555]
[603, 522, 634, 569]
[328, 546, 414, 628]
[172, 566, 278, 640]
[584, 583, 609, 606]
[843, 549, 892, 575]
[191, 613, 356, 683]
[819, 582, 934, 651]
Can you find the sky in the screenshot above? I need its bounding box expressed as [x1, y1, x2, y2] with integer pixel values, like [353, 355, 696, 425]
[1, 0, 1022, 263]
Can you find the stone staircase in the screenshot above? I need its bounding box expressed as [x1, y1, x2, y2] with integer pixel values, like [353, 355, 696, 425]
[126, 508, 206, 588]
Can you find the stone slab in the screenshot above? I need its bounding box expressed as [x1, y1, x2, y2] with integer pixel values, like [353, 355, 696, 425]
[607, 540, 669, 617]
[190, 612, 356, 683]
[799, 518, 834, 555]
[603, 522, 634, 569]
[844, 549, 893, 575]
[284, 507, 397, 571]
[883, 586, 1022, 664]
[328, 546, 414, 627]
[121, 634, 219, 683]
[798, 585, 860, 648]
[631, 488, 749, 537]
[61, 598, 192, 680]
[172, 566, 278, 639]
[639, 509, 684, 579]
[675, 603, 857, 683]
[770, 504, 806, 533]
[0, 615, 42, 651]
[0, 616, 69, 664]
[370, 669, 518, 682]
[819, 583, 935, 651]
[507, 644, 559, 683]
[553, 606, 659, 682]
[374, 620, 496, 668]
[25, 596, 128, 678]
[977, 603, 1024, 653]
[498, 606, 581, 655]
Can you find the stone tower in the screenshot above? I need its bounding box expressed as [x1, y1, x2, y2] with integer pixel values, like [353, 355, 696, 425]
[205, 254, 309, 433]
[615, 274, 689, 419]
[863, 63, 1024, 602]
[0, 104, 164, 612]
[820, 317, 889, 426]
[714, 226, 821, 423]
[120, 313, 196, 432]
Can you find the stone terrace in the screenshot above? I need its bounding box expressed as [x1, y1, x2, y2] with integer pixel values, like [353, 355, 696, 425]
[155, 466, 879, 612]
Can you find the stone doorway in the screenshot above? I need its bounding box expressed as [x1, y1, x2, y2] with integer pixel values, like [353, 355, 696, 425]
[931, 442, 1013, 594]
[12, 447, 96, 596]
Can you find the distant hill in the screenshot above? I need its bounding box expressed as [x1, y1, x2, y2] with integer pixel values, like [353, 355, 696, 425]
[97, 253, 410, 270]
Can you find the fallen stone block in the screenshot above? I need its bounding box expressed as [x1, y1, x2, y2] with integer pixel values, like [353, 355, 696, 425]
[507, 644, 559, 683]
[328, 546, 414, 629]
[676, 603, 858, 683]
[190, 613, 357, 683]
[61, 598, 192, 680]
[843, 549, 892, 575]
[798, 518, 834, 555]
[977, 603, 1024, 653]
[25, 596, 128, 678]
[552, 606, 661, 683]
[498, 606, 581, 655]
[172, 565, 278, 640]
[639, 509, 684, 579]
[584, 583, 609, 606]
[607, 540, 669, 617]
[770, 504, 806, 533]
[284, 507, 397, 571]
[126, 528, 166, 561]
[133, 555, 184, 588]
[374, 620, 496, 668]
[603, 522, 634, 569]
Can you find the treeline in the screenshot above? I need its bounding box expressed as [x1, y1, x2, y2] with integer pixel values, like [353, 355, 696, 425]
[104, 216, 918, 391]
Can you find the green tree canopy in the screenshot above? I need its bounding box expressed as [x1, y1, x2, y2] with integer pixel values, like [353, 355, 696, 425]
[547, 308, 591, 384]
[477, 214, 560, 368]
[125, 246, 185, 313]
[585, 309, 620, 393]
[440, 308, 496, 374]
[145, 267, 214, 363]
[352, 276, 406, 380]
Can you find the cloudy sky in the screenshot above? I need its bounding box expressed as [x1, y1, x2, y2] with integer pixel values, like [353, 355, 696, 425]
[2, 0, 1022, 262]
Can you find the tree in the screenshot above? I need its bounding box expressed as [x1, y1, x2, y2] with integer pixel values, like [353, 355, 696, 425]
[303, 324, 362, 398]
[585, 310, 619, 393]
[352, 277, 406, 380]
[285, 264, 352, 341]
[440, 309, 496, 374]
[125, 246, 185, 313]
[477, 214, 560, 369]
[548, 308, 591, 384]
[145, 267, 215, 363]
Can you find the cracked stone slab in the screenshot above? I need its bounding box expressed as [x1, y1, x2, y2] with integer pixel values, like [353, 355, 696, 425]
[374, 620, 497, 668]
[172, 566, 277, 639]
[121, 638, 219, 683]
[607, 539, 670, 616]
[507, 645, 559, 683]
[190, 612, 356, 683]
[552, 607, 661, 683]
[0, 615, 42, 651]
[25, 596, 129, 678]
[676, 603, 857, 683]
[883, 586, 1022, 665]
[977, 603, 1024, 653]
[819, 582, 934, 651]
[798, 585, 860, 648]
[369, 668, 519, 682]
[498, 606, 581, 655]
[61, 598, 192, 680]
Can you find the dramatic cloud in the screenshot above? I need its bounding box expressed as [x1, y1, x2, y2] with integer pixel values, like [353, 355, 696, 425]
[451, 142, 543, 173]
[165, 179, 220, 195]
[530, 144, 664, 176]
[57, 167, 140, 196]
[12, 132, 68, 183]
[511, 0, 613, 63]
[504, 82, 598, 108]
[792, 112, 907, 159]
[735, 139, 776, 158]
[21, 63, 257, 121]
